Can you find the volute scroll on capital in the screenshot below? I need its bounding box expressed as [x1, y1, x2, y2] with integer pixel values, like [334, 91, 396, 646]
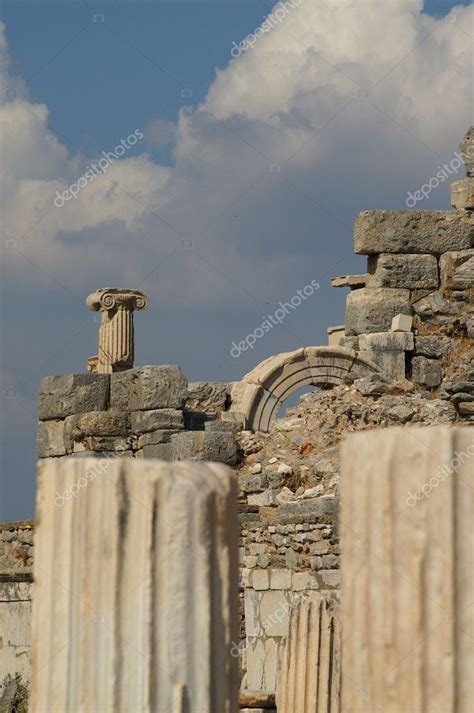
[86, 288, 148, 312]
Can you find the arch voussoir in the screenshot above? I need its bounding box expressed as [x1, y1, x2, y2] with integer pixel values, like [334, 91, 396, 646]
[229, 346, 380, 432]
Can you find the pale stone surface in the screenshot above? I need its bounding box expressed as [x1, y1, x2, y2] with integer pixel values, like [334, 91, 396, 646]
[359, 332, 414, 352]
[276, 592, 341, 713]
[354, 210, 474, 255]
[38, 373, 109, 420]
[440, 249, 474, 289]
[414, 335, 452, 358]
[341, 427, 474, 713]
[345, 288, 412, 335]
[30, 458, 239, 713]
[230, 347, 379, 432]
[331, 274, 368, 289]
[186, 381, 228, 415]
[460, 125, 474, 176]
[239, 691, 275, 708]
[451, 178, 474, 210]
[170, 431, 239, 465]
[369, 253, 439, 289]
[391, 313, 414, 332]
[358, 331, 413, 380]
[411, 355, 443, 387]
[110, 365, 187, 411]
[327, 325, 345, 346]
[37, 420, 66, 457]
[0, 582, 32, 691]
[130, 408, 183, 433]
[86, 288, 148, 374]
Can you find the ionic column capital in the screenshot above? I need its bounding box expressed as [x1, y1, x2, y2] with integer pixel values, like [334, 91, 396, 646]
[86, 288, 148, 313]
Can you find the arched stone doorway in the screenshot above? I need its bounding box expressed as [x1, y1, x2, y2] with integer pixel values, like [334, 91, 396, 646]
[229, 347, 380, 432]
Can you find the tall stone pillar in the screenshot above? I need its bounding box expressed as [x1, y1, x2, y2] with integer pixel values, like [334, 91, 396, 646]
[276, 592, 341, 713]
[87, 287, 148, 373]
[30, 458, 239, 713]
[340, 427, 474, 713]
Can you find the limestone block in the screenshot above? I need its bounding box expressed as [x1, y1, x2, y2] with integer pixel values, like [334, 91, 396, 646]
[239, 691, 275, 709]
[171, 431, 239, 465]
[30, 458, 239, 713]
[137, 429, 181, 447]
[391, 313, 414, 332]
[80, 436, 132, 453]
[278, 496, 339, 524]
[110, 365, 187, 411]
[186, 381, 228, 415]
[341, 427, 474, 713]
[451, 178, 474, 210]
[276, 592, 341, 713]
[38, 373, 109, 420]
[246, 638, 280, 693]
[65, 411, 131, 437]
[460, 125, 474, 176]
[414, 335, 452, 358]
[354, 210, 474, 255]
[368, 253, 439, 289]
[345, 288, 412, 335]
[411, 356, 443, 387]
[331, 274, 368, 289]
[130, 408, 184, 433]
[0, 581, 32, 688]
[140, 443, 172, 460]
[440, 249, 474, 289]
[270, 569, 292, 590]
[359, 332, 414, 352]
[37, 420, 66, 457]
[327, 325, 345, 346]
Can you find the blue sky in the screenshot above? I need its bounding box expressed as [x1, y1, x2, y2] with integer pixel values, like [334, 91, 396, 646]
[0, 0, 472, 520]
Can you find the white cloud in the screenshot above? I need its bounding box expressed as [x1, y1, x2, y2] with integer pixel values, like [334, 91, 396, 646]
[0, 2, 472, 306]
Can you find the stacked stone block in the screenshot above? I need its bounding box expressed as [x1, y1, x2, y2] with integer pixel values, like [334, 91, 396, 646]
[37, 367, 239, 465]
[338, 129, 474, 405]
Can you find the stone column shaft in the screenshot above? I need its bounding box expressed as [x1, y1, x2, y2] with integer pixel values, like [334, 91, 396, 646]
[340, 427, 474, 713]
[30, 458, 239, 713]
[87, 288, 147, 373]
[276, 592, 341, 713]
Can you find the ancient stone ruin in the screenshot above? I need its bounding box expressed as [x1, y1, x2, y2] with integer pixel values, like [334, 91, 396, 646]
[0, 128, 473, 712]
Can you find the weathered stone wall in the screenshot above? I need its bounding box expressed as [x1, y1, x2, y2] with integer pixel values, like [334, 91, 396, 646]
[0, 522, 33, 697]
[336, 134, 474, 416]
[238, 469, 339, 692]
[37, 367, 238, 464]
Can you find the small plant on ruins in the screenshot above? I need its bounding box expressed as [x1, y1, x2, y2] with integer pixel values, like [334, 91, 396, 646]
[0, 674, 29, 713]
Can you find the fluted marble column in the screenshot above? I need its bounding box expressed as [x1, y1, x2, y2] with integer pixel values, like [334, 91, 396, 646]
[30, 458, 239, 713]
[341, 427, 474, 713]
[87, 288, 147, 373]
[276, 592, 341, 713]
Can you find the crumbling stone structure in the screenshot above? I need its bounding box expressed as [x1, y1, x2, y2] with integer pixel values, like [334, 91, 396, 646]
[1, 129, 473, 712]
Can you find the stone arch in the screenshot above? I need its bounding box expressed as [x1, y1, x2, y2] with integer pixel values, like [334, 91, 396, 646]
[229, 347, 381, 432]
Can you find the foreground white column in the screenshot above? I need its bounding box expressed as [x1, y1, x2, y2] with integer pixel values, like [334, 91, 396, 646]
[341, 427, 474, 713]
[30, 458, 239, 713]
[276, 592, 341, 713]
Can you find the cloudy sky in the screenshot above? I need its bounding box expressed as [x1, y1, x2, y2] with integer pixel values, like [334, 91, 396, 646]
[0, 0, 472, 520]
